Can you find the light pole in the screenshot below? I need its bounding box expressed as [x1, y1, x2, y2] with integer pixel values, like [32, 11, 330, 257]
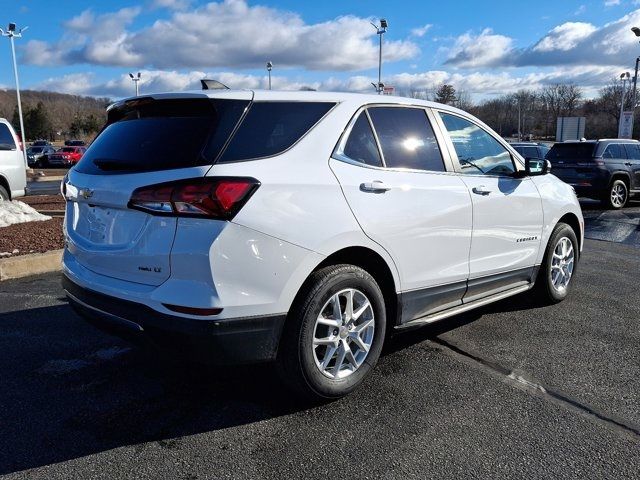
[129, 72, 141, 96]
[630, 27, 640, 132]
[370, 18, 388, 94]
[0, 23, 29, 168]
[266, 61, 273, 90]
[620, 72, 630, 125]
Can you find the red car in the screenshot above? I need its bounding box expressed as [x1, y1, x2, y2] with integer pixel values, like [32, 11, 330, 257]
[48, 147, 86, 166]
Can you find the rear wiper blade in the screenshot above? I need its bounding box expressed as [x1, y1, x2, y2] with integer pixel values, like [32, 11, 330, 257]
[92, 159, 139, 171]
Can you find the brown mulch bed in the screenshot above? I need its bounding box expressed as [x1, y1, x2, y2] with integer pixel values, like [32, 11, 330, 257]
[0, 217, 64, 256]
[21, 194, 66, 211]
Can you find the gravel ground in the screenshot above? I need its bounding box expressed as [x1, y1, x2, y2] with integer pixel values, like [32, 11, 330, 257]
[0, 218, 64, 256]
[21, 195, 66, 211]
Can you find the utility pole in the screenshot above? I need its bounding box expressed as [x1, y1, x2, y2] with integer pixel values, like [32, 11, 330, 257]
[518, 97, 522, 141]
[0, 23, 29, 168]
[266, 62, 273, 90]
[619, 72, 631, 138]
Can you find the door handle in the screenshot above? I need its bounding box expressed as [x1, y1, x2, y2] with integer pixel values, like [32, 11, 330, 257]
[360, 181, 392, 193]
[472, 186, 492, 196]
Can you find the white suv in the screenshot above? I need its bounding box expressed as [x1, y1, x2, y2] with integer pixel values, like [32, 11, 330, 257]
[0, 118, 27, 200]
[62, 90, 583, 399]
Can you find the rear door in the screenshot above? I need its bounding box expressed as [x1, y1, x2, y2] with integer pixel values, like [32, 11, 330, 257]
[436, 111, 543, 300]
[330, 106, 472, 321]
[64, 93, 251, 286]
[623, 143, 640, 191]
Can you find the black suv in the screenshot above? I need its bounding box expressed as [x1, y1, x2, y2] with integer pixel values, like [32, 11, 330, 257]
[547, 139, 640, 209]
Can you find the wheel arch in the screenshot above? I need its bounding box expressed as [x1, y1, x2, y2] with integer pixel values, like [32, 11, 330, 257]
[0, 174, 11, 199]
[610, 171, 631, 188]
[290, 245, 401, 333]
[557, 212, 582, 251]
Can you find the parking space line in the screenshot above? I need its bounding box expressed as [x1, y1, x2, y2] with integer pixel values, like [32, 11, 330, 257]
[430, 337, 640, 440]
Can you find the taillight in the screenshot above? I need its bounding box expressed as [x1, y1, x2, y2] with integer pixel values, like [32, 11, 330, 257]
[129, 177, 259, 220]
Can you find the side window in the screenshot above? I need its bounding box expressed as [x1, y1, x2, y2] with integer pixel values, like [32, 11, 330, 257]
[342, 112, 382, 167]
[0, 124, 16, 150]
[439, 113, 515, 176]
[220, 102, 335, 162]
[539, 145, 550, 159]
[521, 146, 539, 159]
[624, 143, 640, 160]
[367, 107, 444, 171]
[603, 144, 626, 159]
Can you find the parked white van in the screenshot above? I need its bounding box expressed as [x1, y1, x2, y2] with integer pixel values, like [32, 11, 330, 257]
[0, 118, 27, 200]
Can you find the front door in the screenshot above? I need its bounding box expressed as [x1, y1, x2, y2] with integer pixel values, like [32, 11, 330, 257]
[436, 111, 544, 302]
[330, 106, 472, 321]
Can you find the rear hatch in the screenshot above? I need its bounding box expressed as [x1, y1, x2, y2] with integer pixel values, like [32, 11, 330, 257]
[546, 142, 598, 183]
[64, 93, 252, 286]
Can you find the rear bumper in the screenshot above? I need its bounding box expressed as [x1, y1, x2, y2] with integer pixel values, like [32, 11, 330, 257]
[63, 274, 286, 365]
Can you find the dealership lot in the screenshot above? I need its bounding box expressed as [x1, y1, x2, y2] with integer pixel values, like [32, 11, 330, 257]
[0, 201, 639, 479]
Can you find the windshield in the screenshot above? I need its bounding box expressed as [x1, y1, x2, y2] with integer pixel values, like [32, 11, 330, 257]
[546, 143, 596, 162]
[75, 97, 249, 175]
[29, 147, 43, 153]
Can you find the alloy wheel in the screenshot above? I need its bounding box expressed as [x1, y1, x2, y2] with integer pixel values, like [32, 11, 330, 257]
[611, 182, 627, 208]
[550, 236, 574, 292]
[313, 288, 375, 379]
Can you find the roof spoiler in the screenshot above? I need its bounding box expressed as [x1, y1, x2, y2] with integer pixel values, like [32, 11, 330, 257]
[201, 79, 230, 90]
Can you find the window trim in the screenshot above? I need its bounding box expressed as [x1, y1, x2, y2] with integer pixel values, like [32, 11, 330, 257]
[433, 109, 523, 178]
[333, 103, 456, 174]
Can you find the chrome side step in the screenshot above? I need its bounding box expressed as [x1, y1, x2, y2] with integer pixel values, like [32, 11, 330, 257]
[395, 283, 532, 330]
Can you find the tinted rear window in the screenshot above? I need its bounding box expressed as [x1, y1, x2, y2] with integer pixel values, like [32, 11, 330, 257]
[75, 98, 249, 174]
[546, 143, 596, 162]
[29, 147, 43, 153]
[219, 102, 335, 162]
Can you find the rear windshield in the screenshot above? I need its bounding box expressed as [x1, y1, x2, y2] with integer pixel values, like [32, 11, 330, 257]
[546, 143, 596, 162]
[75, 98, 249, 174]
[29, 147, 43, 153]
[62, 147, 76, 153]
[219, 102, 335, 162]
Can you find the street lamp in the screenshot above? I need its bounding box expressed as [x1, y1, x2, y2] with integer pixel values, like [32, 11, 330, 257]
[370, 18, 388, 94]
[630, 27, 640, 122]
[619, 72, 631, 131]
[0, 22, 29, 168]
[129, 72, 141, 96]
[266, 61, 273, 90]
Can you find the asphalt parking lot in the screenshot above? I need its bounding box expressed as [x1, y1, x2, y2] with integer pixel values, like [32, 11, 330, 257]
[1, 201, 639, 479]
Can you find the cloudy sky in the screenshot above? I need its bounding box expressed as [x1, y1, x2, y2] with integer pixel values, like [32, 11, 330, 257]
[2, 0, 640, 100]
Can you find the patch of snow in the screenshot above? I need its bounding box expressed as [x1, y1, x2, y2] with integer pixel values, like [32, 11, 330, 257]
[0, 200, 51, 228]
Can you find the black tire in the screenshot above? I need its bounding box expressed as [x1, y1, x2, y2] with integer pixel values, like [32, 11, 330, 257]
[0, 185, 9, 201]
[533, 222, 579, 305]
[602, 179, 628, 209]
[277, 264, 386, 401]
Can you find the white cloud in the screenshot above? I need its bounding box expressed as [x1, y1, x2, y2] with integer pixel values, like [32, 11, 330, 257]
[151, 0, 192, 9]
[30, 65, 621, 100]
[446, 9, 640, 68]
[21, 0, 419, 72]
[605, 0, 621, 6]
[411, 24, 433, 37]
[533, 22, 597, 52]
[444, 28, 514, 68]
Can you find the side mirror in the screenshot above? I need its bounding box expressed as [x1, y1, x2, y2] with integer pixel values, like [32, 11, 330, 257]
[524, 157, 550, 176]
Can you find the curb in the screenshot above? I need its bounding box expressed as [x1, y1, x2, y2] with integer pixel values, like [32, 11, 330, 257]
[28, 176, 65, 183]
[0, 249, 63, 281]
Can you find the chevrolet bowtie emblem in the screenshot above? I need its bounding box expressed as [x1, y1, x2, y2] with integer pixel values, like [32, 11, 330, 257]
[79, 188, 94, 199]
